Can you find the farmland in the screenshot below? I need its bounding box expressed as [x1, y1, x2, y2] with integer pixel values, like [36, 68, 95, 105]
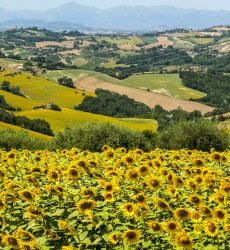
[17, 108, 157, 132]
[0, 148, 229, 249]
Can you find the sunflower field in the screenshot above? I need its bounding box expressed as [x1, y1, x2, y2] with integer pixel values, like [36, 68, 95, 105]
[0, 147, 229, 250]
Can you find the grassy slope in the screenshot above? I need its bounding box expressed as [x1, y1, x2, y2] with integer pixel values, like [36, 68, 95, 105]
[45, 70, 206, 100]
[0, 121, 53, 140]
[17, 108, 157, 132]
[0, 71, 94, 109]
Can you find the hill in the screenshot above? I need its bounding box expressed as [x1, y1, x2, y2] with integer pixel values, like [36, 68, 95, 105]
[16, 108, 157, 132]
[1, 4, 230, 30]
[45, 70, 213, 114]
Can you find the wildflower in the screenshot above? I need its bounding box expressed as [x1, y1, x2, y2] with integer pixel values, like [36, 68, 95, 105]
[2, 235, 19, 249]
[18, 190, 34, 202]
[127, 169, 139, 181]
[212, 208, 227, 221]
[67, 168, 79, 181]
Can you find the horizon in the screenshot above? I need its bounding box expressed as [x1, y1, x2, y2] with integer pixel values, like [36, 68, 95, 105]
[1, 0, 230, 11]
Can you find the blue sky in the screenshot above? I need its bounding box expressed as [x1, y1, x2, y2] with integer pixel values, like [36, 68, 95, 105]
[1, 0, 230, 10]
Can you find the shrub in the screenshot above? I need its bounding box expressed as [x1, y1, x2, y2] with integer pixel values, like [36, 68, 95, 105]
[0, 130, 50, 151]
[52, 122, 153, 151]
[156, 119, 229, 152]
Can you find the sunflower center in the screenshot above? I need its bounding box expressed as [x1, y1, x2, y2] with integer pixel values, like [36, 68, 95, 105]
[208, 223, 217, 233]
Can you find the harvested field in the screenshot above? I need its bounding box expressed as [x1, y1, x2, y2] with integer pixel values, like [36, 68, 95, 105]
[76, 76, 214, 114]
[117, 44, 141, 51]
[143, 36, 174, 49]
[59, 49, 81, 55]
[35, 41, 74, 49]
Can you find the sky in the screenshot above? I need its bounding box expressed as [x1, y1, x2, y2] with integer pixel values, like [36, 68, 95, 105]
[1, 0, 230, 11]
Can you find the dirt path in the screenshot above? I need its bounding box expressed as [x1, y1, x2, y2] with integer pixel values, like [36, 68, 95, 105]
[76, 76, 214, 114]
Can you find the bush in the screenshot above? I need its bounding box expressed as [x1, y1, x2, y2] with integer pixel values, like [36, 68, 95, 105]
[0, 130, 50, 151]
[52, 122, 153, 151]
[156, 119, 229, 152]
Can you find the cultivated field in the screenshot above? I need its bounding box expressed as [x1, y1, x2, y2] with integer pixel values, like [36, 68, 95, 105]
[75, 76, 213, 114]
[0, 148, 228, 249]
[35, 41, 74, 49]
[0, 71, 94, 109]
[17, 108, 157, 132]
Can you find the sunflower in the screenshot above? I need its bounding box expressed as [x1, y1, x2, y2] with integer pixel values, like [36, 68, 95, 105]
[77, 200, 96, 214]
[102, 145, 110, 151]
[123, 230, 141, 245]
[174, 208, 191, 221]
[212, 192, 226, 204]
[147, 177, 161, 190]
[103, 182, 115, 193]
[124, 155, 135, 165]
[48, 169, 59, 181]
[18, 190, 34, 202]
[155, 198, 169, 211]
[211, 152, 222, 162]
[199, 205, 212, 217]
[2, 235, 19, 249]
[220, 182, 230, 194]
[134, 193, 146, 204]
[81, 188, 95, 199]
[175, 232, 193, 249]
[139, 165, 150, 176]
[105, 150, 115, 158]
[173, 177, 184, 187]
[108, 232, 120, 245]
[16, 228, 34, 242]
[58, 220, 71, 231]
[203, 219, 218, 237]
[104, 192, 114, 202]
[224, 224, 230, 234]
[212, 208, 227, 221]
[127, 169, 139, 181]
[188, 194, 202, 206]
[0, 198, 5, 210]
[192, 211, 201, 222]
[164, 221, 180, 234]
[148, 221, 162, 233]
[0, 170, 5, 179]
[67, 168, 79, 181]
[187, 180, 197, 190]
[122, 203, 136, 217]
[62, 246, 76, 250]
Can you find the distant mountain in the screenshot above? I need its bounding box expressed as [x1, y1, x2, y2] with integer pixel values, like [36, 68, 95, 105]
[0, 3, 230, 31]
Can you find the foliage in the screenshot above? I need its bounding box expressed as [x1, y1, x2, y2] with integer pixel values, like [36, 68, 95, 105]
[179, 71, 230, 114]
[52, 122, 153, 151]
[0, 130, 50, 150]
[0, 95, 17, 111]
[156, 119, 230, 151]
[0, 109, 53, 136]
[0, 80, 25, 97]
[76, 89, 152, 118]
[152, 105, 202, 130]
[0, 147, 229, 249]
[57, 76, 75, 88]
[33, 103, 62, 111]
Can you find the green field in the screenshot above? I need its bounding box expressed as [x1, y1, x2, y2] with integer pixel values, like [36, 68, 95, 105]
[45, 70, 206, 100]
[0, 71, 94, 109]
[17, 108, 157, 132]
[100, 59, 129, 68]
[181, 37, 214, 45]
